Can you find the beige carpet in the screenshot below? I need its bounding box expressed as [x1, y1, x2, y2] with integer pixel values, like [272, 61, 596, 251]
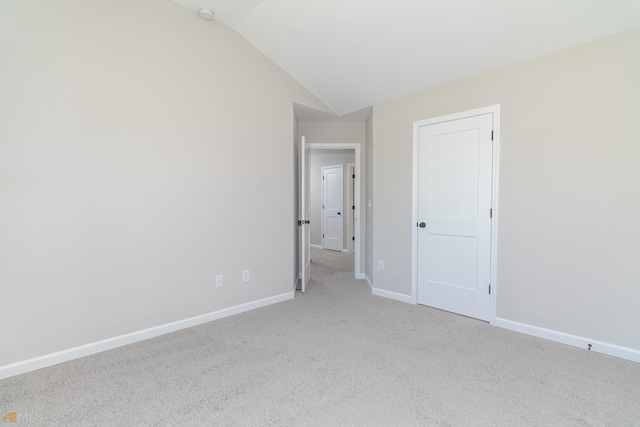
[2, 248, 639, 426]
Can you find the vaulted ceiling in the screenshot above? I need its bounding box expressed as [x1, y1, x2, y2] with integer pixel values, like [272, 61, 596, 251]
[172, 0, 640, 116]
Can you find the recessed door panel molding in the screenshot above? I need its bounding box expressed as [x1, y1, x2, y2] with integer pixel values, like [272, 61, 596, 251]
[424, 129, 480, 219]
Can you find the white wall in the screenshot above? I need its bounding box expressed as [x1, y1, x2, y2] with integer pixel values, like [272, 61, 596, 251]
[0, 0, 330, 367]
[371, 28, 640, 351]
[309, 151, 356, 249]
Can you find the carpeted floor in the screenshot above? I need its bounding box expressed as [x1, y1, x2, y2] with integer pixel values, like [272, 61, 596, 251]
[2, 248, 640, 426]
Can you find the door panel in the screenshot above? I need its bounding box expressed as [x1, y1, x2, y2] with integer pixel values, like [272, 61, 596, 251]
[298, 136, 311, 292]
[425, 130, 479, 219]
[322, 165, 343, 252]
[426, 234, 477, 290]
[417, 114, 493, 321]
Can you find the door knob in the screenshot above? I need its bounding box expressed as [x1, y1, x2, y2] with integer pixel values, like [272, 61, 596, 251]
[337, 212, 341, 215]
[418, 222, 426, 228]
[305, 220, 310, 224]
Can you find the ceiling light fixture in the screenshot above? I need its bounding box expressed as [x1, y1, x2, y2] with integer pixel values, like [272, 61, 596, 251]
[198, 9, 214, 21]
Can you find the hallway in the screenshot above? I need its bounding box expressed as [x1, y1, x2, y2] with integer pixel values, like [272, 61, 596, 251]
[305, 247, 358, 294]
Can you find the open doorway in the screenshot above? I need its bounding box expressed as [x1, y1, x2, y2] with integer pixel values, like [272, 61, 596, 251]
[308, 143, 362, 280]
[293, 103, 370, 290]
[311, 153, 354, 254]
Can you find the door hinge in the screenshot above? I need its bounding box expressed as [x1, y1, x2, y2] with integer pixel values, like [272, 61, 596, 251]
[490, 208, 493, 218]
[352, 236, 355, 241]
[489, 284, 491, 294]
[353, 174, 355, 179]
[491, 131, 494, 141]
[323, 176, 325, 180]
[322, 205, 324, 209]
[322, 234, 324, 238]
[352, 205, 355, 210]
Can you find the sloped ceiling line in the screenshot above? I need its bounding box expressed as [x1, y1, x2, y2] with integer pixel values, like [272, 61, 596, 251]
[172, 0, 640, 115]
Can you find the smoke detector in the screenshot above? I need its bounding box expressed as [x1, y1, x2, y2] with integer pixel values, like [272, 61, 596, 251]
[198, 9, 214, 21]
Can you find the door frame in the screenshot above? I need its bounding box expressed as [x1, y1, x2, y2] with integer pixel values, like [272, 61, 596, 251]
[308, 143, 363, 280]
[410, 105, 501, 324]
[321, 164, 344, 251]
[346, 162, 355, 254]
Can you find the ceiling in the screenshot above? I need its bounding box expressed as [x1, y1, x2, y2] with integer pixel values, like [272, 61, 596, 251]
[172, 0, 640, 117]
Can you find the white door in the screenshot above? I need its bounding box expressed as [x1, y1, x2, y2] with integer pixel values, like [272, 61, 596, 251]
[298, 136, 311, 292]
[417, 113, 493, 321]
[347, 164, 355, 253]
[322, 165, 343, 252]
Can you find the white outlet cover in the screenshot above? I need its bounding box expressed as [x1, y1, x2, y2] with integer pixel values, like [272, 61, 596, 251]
[242, 270, 250, 283]
[216, 275, 223, 287]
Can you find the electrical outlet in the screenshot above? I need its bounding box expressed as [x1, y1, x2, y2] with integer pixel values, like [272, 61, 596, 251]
[242, 270, 250, 283]
[377, 260, 384, 271]
[216, 275, 223, 288]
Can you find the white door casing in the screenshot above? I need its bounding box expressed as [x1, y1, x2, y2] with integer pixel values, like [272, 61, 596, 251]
[347, 163, 355, 253]
[298, 136, 311, 292]
[322, 164, 344, 252]
[412, 106, 501, 322]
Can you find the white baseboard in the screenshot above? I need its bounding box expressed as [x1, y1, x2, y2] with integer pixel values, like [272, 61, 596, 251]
[493, 317, 640, 364]
[365, 275, 373, 290]
[371, 287, 412, 304]
[0, 292, 295, 380]
[310, 244, 322, 250]
[356, 273, 365, 280]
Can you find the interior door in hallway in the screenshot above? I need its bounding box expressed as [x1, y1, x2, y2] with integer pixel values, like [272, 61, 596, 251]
[417, 113, 493, 321]
[322, 165, 343, 252]
[298, 136, 311, 292]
